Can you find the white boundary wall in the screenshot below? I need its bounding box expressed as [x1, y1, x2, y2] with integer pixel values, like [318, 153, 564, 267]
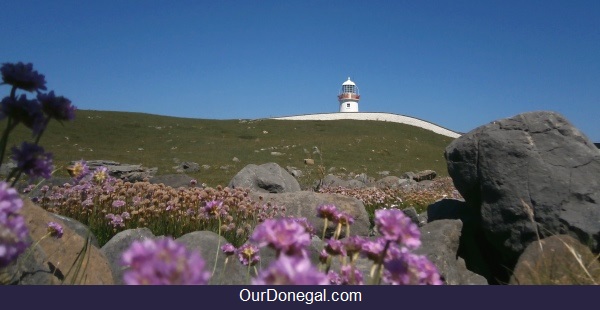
[270, 112, 461, 138]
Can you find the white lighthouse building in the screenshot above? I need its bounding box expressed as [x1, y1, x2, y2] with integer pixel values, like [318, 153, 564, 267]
[338, 77, 360, 112]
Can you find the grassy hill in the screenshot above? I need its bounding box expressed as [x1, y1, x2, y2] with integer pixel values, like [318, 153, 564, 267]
[4, 110, 455, 187]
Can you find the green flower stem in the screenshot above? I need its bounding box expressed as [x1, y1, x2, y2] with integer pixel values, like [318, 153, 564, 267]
[219, 257, 230, 284]
[324, 255, 333, 274]
[246, 262, 251, 284]
[63, 233, 91, 284]
[10, 170, 23, 187]
[0, 117, 18, 167]
[0, 87, 17, 166]
[370, 240, 391, 285]
[334, 223, 342, 240]
[321, 218, 328, 242]
[349, 261, 358, 285]
[212, 216, 222, 277]
[33, 117, 50, 145]
[369, 264, 377, 280]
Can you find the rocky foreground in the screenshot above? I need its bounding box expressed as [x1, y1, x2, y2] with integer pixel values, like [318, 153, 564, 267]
[7, 111, 600, 285]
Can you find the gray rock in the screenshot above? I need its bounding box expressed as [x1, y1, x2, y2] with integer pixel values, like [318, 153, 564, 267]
[77, 160, 157, 182]
[101, 228, 156, 284]
[250, 191, 370, 238]
[229, 163, 301, 193]
[354, 173, 372, 184]
[20, 199, 114, 284]
[84, 160, 121, 168]
[0, 161, 16, 177]
[417, 212, 428, 227]
[174, 161, 200, 173]
[286, 166, 304, 178]
[401, 171, 416, 180]
[1, 236, 56, 285]
[415, 219, 488, 285]
[427, 198, 475, 223]
[401, 207, 420, 226]
[374, 176, 417, 189]
[413, 170, 437, 182]
[427, 198, 493, 282]
[445, 111, 600, 282]
[176, 231, 248, 285]
[149, 174, 196, 188]
[321, 174, 366, 189]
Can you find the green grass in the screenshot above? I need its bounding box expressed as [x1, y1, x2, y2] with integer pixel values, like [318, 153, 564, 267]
[3, 110, 455, 187]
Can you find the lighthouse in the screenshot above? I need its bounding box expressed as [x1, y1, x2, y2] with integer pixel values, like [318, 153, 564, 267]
[338, 77, 360, 112]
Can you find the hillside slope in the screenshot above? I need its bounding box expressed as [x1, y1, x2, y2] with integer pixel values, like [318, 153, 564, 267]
[4, 110, 456, 187]
[271, 112, 461, 138]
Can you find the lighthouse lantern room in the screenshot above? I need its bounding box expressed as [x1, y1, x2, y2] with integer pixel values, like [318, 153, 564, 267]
[338, 77, 360, 112]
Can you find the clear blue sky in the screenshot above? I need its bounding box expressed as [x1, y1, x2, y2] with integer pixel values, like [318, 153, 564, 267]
[2, 1, 599, 141]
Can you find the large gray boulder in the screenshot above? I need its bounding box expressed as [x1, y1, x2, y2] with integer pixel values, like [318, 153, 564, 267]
[229, 163, 301, 193]
[415, 219, 488, 285]
[427, 198, 494, 281]
[101, 228, 156, 285]
[374, 176, 417, 190]
[2, 236, 55, 285]
[250, 191, 370, 238]
[445, 111, 600, 282]
[20, 199, 114, 284]
[321, 174, 366, 189]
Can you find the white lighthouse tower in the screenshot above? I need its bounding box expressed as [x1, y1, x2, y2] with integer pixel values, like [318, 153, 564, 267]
[338, 77, 360, 112]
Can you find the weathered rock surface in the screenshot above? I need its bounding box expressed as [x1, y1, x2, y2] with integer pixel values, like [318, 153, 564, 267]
[374, 176, 417, 189]
[415, 219, 488, 285]
[20, 199, 114, 284]
[149, 174, 196, 188]
[445, 111, 600, 282]
[321, 174, 366, 189]
[427, 198, 493, 281]
[174, 162, 200, 173]
[80, 160, 157, 182]
[101, 228, 156, 285]
[1, 236, 54, 285]
[413, 170, 437, 182]
[229, 162, 301, 193]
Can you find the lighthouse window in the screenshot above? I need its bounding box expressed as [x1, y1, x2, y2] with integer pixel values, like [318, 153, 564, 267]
[346, 103, 351, 108]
